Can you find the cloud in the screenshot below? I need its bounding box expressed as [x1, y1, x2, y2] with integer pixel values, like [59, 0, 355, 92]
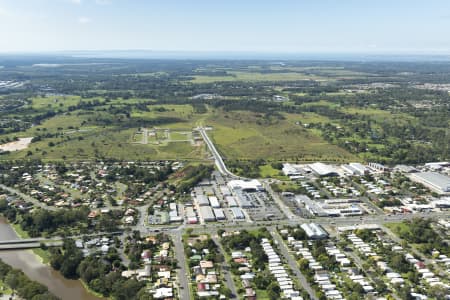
[78, 17, 91, 24]
[69, 0, 82, 4]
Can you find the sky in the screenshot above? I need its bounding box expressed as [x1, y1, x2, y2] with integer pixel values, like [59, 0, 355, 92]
[0, 0, 450, 54]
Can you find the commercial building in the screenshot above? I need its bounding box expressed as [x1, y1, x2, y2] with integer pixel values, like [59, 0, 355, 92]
[219, 186, 231, 196]
[230, 207, 245, 220]
[199, 206, 216, 222]
[409, 172, 450, 194]
[228, 179, 264, 192]
[342, 163, 368, 175]
[213, 208, 226, 220]
[309, 163, 338, 177]
[349, 163, 368, 175]
[301, 223, 328, 240]
[235, 190, 254, 208]
[394, 165, 418, 173]
[282, 163, 303, 176]
[185, 207, 198, 224]
[368, 162, 388, 172]
[425, 162, 449, 171]
[196, 195, 210, 206]
[208, 196, 220, 208]
[297, 195, 328, 217]
[169, 203, 182, 222]
[225, 196, 238, 207]
[169, 210, 182, 223]
[431, 198, 450, 208]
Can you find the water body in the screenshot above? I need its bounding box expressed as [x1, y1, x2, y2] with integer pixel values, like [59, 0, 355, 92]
[0, 217, 102, 300]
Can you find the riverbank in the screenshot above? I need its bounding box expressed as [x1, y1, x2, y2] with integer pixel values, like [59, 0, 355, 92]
[0, 217, 102, 300]
[10, 222, 51, 264]
[0, 259, 58, 299]
[80, 279, 106, 299]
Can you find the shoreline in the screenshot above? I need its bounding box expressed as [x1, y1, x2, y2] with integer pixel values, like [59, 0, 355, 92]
[3, 216, 105, 300]
[10, 222, 50, 265]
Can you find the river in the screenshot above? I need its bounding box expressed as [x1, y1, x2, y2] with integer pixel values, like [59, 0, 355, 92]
[0, 217, 102, 300]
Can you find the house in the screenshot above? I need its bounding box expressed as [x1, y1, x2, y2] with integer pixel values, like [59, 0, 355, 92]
[245, 288, 256, 300]
[199, 260, 214, 269]
[152, 287, 173, 299]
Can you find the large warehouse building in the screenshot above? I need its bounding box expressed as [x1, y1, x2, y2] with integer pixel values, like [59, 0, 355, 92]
[213, 208, 226, 220]
[309, 163, 339, 177]
[196, 195, 210, 206]
[409, 172, 450, 194]
[230, 207, 245, 220]
[228, 179, 264, 192]
[199, 206, 216, 222]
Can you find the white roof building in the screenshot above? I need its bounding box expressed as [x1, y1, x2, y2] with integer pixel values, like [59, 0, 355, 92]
[309, 163, 339, 177]
[228, 179, 264, 192]
[301, 223, 328, 239]
[213, 208, 225, 220]
[208, 196, 220, 208]
[199, 206, 215, 222]
[409, 172, 450, 194]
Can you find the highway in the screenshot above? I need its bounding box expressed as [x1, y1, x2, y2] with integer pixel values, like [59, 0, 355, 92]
[1, 126, 448, 300]
[198, 127, 240, 179]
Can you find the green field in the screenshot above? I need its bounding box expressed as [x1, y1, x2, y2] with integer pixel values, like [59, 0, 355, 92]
[169, 131, 191, 141]
[0, 103, 209, 161]
[259, 164, 288, 179]
[189, 71, 327, 83]
[206, 110, 357, 162]
[0, 99, 359, 163]
[30, 95, 89, 110]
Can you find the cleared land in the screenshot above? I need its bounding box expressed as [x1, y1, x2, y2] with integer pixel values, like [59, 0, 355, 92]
[189, 71, 327, 83]
[206, 110, 357, 162]
[0, 137, 33, 151]
[0, 99, 209, 161]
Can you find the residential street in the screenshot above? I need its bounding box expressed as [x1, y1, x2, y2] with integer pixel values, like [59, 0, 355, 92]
[269, 227, 318, 300]
[211, 236, 238, 299]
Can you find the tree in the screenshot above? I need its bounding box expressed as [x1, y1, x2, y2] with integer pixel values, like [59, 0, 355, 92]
[4, 270, 21, 289]
[219, 286, 232, 298]
[17, 281, 48, 299]
[298, 258, 309, 271]
[428, 285, 449, 299]
[266, 281, 280, 300]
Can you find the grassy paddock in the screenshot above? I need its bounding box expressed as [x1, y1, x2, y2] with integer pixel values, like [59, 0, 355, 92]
[207, 110, 356, 162]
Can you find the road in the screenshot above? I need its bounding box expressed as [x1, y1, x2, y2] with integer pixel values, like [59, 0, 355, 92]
[198, 127, 240, 179]
[0, 184, 57, 211]
[0, 241, 63, 250]
[263, 180, 297, 221]
[342, 248, 401, 300]
[179, 211, 449, 235]
[270, 227, 318, 300]
[381, 224, 448, 277]
[142, 128, 148, 144]
[211, 236, 238, 299]
[172, 230, 190, 300]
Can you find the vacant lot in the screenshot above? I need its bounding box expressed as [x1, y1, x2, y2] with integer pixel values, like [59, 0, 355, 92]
[206, 110, 356, 162]
[189, 71, 327, 83]
[0, 137, 33, 151]
[0, 104, 209, 161]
